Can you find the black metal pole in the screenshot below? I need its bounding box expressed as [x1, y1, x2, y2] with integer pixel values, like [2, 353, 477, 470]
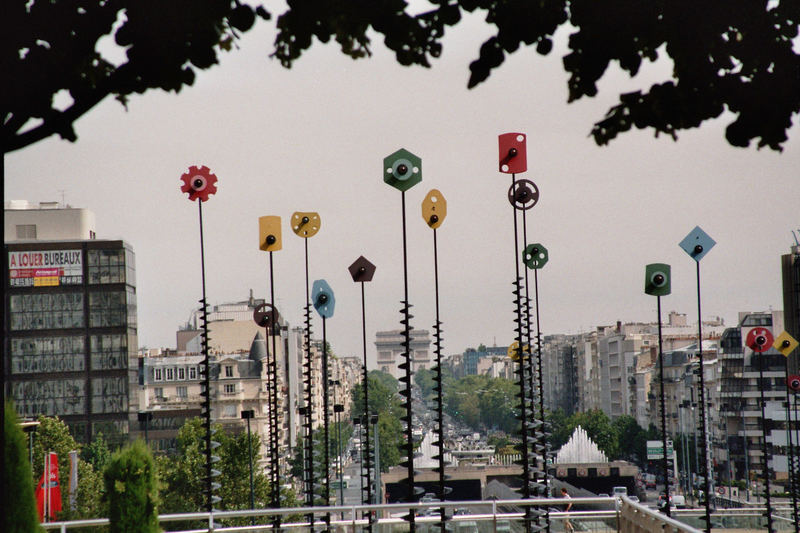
[432, 226, 447, 531]
[793, 391, 800, 526]
[522, 203, 549, 530]
[694, 261, 712, 533]
[399, 190, 417, 532]
[302, 236, 315, 528]
[657, 295, 671, 518]
[198, 200, 214, 514]
[784, 358, 799, 532]
[322, 316, 331, 529]
[247, 415, 254, 511]
[360, 281, 374, 530]
[758, 353, 775, 533]
[268, 250, 281, 529]
[511, 174, 533, 533]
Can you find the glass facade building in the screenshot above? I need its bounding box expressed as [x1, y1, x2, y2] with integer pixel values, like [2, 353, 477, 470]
[4, 240, 138, 445]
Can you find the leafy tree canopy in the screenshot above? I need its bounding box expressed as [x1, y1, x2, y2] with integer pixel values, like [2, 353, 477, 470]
[32, 415, 106, 520]
[5, 0, 798, 153]
[350, 370, 405, 470]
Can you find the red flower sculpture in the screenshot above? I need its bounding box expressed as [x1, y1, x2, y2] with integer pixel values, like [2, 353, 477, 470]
[180, 165, 218, 202]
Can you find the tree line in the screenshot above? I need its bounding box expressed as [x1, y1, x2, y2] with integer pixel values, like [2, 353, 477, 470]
[416, 368, 659, 467]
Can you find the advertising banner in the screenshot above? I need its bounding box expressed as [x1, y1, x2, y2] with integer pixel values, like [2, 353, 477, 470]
[8, 250, 82, 287]
[35, 451, 62, 522]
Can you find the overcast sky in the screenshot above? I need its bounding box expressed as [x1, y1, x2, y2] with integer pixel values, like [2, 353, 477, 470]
[5, 13, 799, 366]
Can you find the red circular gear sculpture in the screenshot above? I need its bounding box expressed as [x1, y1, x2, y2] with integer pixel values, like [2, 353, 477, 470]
[180, 165, 218, 202]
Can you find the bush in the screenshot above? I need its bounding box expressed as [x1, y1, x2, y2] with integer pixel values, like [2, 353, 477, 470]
[104, 440, 160, 533]
[3, 402, 43, 532]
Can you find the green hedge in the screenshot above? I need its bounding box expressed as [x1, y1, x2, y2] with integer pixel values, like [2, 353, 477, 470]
[104, 440, 160, 533]
[3, 402, 43, 532]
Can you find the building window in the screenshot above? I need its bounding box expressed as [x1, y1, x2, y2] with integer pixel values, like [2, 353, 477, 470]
[165, 368, 174, 381]
[176, 386, 188, 399]
[91, 377, 127, 413]
[224, 384, 236, 395]
[223, 405, 236, 417]
[16, 224, 37, 239]
[87, 249, 126, 284]
[154, 387, 164, 399]
[189, 367, 197, 380]
[9, 292, 84, 330]
[154, 368, 163, 381]
[224, 365, 233, 377]
[90, 334, 127, 370]
[10, 335, 85, 375]
[177, 367, 185, 380]
[11, 378, 86, 417]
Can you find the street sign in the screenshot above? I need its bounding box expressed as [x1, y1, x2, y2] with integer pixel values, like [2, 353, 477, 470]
[646, 440, 674, 460]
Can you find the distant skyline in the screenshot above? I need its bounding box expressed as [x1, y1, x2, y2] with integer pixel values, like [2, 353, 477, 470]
[5, 16, 799, 365]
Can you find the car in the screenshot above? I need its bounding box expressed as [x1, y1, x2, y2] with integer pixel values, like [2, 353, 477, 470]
[457, 521, 479, 533]
[628, 496, 640, 503]
[612, 486, 628, 497]
[495, 520, 512, 533]
[598, 493, 610, 498]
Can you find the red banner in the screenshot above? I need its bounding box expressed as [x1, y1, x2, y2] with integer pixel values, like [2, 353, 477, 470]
[35, 451, 62, 522]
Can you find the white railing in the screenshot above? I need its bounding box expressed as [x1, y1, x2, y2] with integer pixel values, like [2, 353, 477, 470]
[40, 496, 790, 533]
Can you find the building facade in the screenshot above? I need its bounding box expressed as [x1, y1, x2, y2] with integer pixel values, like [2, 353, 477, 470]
[4, 202, 137, 445]
[718, 310, 791, 489]
[782, 243, 800, 374]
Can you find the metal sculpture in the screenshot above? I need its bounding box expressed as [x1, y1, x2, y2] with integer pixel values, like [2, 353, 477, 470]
[500, 132, 544, 533]
[422, 189, 451, 530]
[383, 148, 422, 531]
[292, 210, 321, 522]
[746, 327, 775, 533]
[257, 215, 283, 523]
[775, 332, 799, 533]
[313, 279, 335, 529]
[252, 302, 281, 520]
[522, 240, 550, 533]
[644, 262, 672, 518]
[678, 226, 716, 533]
[349, 256, 377, 531]
[179, 165, 220, 514]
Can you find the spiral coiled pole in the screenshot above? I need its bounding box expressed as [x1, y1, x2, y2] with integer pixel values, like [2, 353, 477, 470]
[179, 165, 220, 516]
[383, 148, 423, 532]
[349, 256, 377, 530]
[422, 189, 450, 531]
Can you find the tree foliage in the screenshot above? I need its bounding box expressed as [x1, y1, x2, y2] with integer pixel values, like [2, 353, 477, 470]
[31, 415, 106, 521]
[4, 0, 269, 152]
[273, 0, 799, 151]
[350, 370, 404, 470]
[548, 409, 656, 467]
[156, 417, 271, 515]
[6, 1, 797, 153]
[104, 440, 160, 533]
[3, 403, 43, 533]
[444, 374, 517, 433]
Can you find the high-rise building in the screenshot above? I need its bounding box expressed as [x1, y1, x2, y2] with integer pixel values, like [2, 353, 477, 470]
[718, 310, 789, 488]
[4, 201, 137, 445]
[782, 243, 800, 374]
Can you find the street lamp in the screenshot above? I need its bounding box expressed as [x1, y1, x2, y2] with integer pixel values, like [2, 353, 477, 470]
[241, 409, 256, 514]
[334, 402, 345, 509]
[138, 411, 153, 445]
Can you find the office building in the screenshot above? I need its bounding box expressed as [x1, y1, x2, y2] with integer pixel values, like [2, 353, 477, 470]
[4, 201, 137, 445]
